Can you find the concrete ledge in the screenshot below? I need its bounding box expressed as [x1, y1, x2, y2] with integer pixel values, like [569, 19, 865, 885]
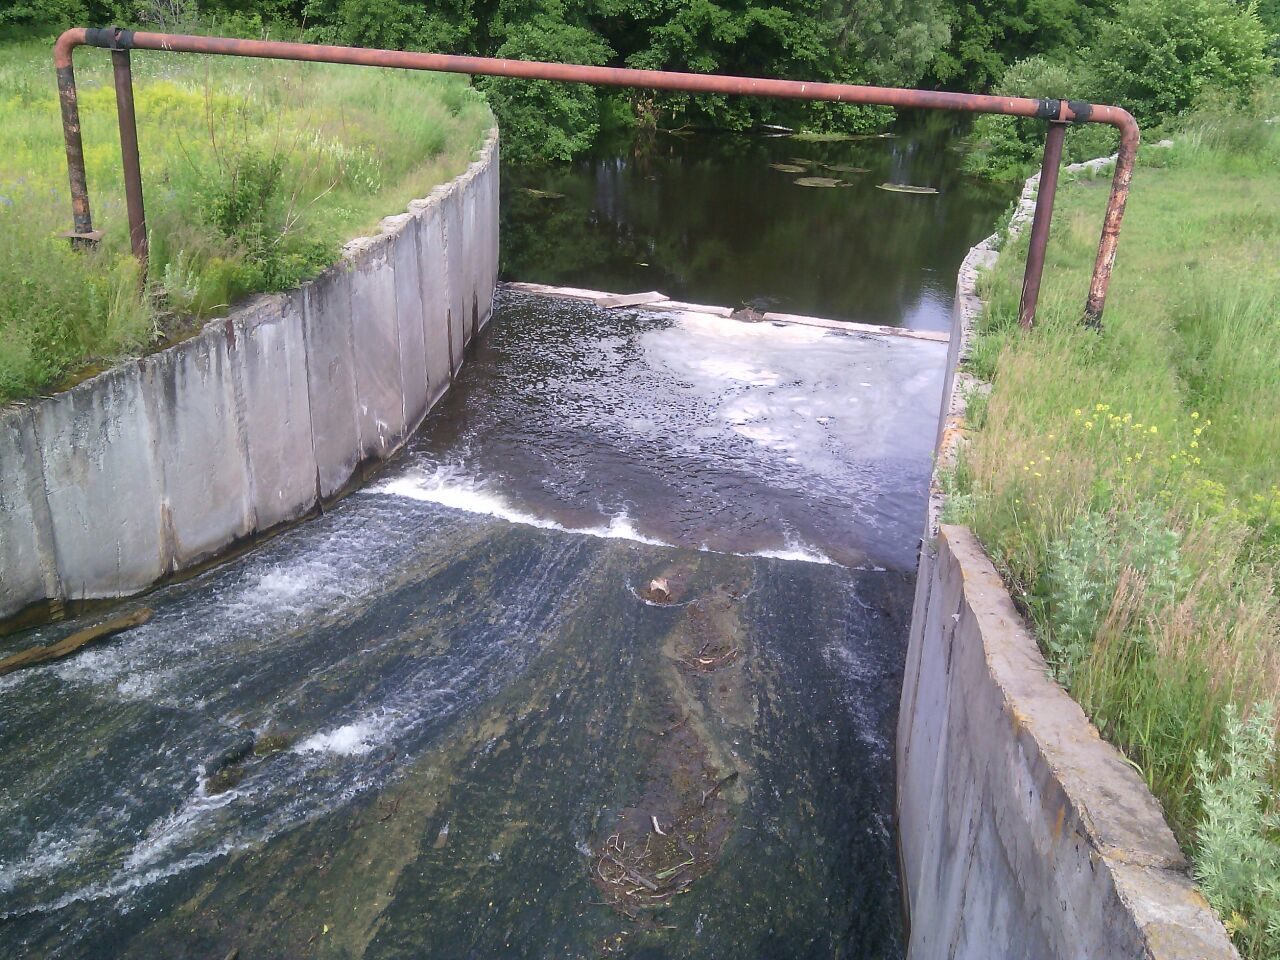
[897, 527, 1236, 960]
[0, 128, 499, 623]
[504, 281, 950, 343]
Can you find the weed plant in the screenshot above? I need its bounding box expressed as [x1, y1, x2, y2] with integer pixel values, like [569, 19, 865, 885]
[949, 82, 1280, 958]
[0, 33, 491, 402]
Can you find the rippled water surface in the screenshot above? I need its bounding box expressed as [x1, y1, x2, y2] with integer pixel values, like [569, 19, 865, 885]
[0, 125, 1006, 959]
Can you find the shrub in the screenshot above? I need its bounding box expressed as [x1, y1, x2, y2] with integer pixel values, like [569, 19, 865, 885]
[1194, 702, 1280, 959]
[964, 55, 1115, 180]
[1087, 0, 1272, 126]
[1043, 503, 1186, 681]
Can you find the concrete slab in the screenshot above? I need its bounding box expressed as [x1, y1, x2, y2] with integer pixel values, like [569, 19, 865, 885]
[412, 198, 454, 408]
[35, 363, 164, 599]
[387, 214, 430, 430]
[143, 325, 253, 570]
[441, 187, 468, 374]
[232, 291, 319, 531]
[347, 235, 407, 461]
[302, 266, 361, 500]
[0, 407, 60, 617]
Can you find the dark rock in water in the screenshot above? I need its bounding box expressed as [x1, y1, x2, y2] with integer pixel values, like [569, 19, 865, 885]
[253, 731, 297, 756]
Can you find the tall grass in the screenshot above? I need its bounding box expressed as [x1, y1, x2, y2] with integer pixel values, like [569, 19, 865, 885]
[0, 32, 491, 402]
[950, 84, 1280, 958]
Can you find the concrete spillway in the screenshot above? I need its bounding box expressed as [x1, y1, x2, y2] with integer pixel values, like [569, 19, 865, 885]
[0, 289, 946, 958]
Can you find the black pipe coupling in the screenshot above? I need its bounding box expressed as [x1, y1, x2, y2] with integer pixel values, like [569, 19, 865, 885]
[84, 26, 136, 50]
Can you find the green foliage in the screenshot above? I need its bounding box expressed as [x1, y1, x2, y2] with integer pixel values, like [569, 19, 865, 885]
[1043, 504, 1185, 680]
[1088, 0, 1272, 126]
[929, 0, 1105, 91]
[0, 36, 490, 402]
[479, 12, 613, 161]
[958, 94, 1280, 957]
[964, 56, 1112, 179]
[1194, 702, 1280, 958]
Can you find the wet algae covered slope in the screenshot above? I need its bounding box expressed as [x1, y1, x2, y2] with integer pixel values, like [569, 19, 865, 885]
[0, 291, 941, 958]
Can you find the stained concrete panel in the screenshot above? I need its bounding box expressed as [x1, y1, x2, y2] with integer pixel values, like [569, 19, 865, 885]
[387, 214, 430, 430]
[36, 363, 164, 599]
[232, 291, 319, 531]
[0, 408, 59, 616]
[302, 267, 362, 500]
[144, 326, 253, 570]
[348, 235, 406, 461]
[413, 197, 454, 407]
[440, 187, 467, 374]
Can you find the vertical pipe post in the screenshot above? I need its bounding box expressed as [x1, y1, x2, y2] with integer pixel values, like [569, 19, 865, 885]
[1018, 118, 1068, 330]
[1083, 119, 1139, 327]
[111, 47, 148, 266]
[55, 43, 95, 243]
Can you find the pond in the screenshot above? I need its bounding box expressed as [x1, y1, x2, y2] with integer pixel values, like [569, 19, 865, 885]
[501, 111, 1008, 328]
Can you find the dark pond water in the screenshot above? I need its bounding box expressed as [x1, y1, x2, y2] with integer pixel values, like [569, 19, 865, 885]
[0, 120, 1009, 959]
[501, 112, 1008, 328]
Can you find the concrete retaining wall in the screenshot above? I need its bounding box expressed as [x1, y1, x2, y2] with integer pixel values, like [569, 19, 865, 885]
[0, 129, 499, 622]
[896, 160, 1236, 959]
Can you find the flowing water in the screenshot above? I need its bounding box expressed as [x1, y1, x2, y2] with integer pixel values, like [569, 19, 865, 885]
[0, 122, 1007, 959]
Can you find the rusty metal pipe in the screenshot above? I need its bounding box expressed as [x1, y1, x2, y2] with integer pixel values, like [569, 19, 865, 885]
[54, 28, 95, 243]
[1018, 120, 1068, 329]
[53, 27, 1140, 327]
[1084, 114, 1139, 327]
[111, 48, 148, 265]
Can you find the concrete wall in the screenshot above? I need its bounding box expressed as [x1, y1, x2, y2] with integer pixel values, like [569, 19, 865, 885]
[0, 129, 499, 622]
[896, 159, 1237, 959]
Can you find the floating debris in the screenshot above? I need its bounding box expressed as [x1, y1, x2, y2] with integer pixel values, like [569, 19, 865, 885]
[790, 131, 855, 142]
[877, 182, 939, 195]
[822, 163, 870, 174]
[641, 578, 672, 603]
[794, 176, 848, 188]
[768, 162, 807, 173]
[519, 187, 565, 199]
[0, 607, 151, 677]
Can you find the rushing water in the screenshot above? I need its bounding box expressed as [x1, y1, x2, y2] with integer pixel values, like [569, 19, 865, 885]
[0, 123, 1007, 959]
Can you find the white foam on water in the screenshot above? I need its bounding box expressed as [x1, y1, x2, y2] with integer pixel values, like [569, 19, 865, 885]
[748, 538, 835, 565]
[375, 467, 669, 548]
[0, 828, 99, 895]
[295, 720, 382, 756]
[378, 466, 839, 565]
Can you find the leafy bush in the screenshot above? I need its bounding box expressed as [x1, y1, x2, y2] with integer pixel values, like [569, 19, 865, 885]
[1194, 702, 1280, 959]
[1088, 0, 1272, 126]
[1043, 503, 1186, 681]
[963, 55, 1118, 179]
[479, 13, 613, 162]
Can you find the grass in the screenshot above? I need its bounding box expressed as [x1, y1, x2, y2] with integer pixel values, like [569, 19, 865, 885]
[949, 84, 1280, 958]
[0, 31, 491, 403]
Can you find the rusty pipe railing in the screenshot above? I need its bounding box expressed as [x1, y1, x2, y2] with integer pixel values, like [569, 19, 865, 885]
[54, 26, 1140, 327]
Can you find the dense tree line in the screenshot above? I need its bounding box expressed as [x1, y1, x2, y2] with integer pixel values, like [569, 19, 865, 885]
[4, 0, 1276, 161]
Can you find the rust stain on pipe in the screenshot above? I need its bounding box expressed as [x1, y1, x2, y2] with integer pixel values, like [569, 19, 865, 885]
[53, 27, 1140, 327]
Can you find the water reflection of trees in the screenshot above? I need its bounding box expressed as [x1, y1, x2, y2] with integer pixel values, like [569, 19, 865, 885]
[501, 118, 1010, 327]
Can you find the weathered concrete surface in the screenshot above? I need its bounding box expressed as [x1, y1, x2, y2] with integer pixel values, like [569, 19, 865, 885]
[231, 291, 318, 532]
[348, 234, 407, 462]
[897, 152, 1237, 959]
[412, 196, 456, 406]
[897, 527, 1237, 960]
[143, 327, 254, 570]
[0, 408, 60, 611]
[0, 129, 498, 622]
